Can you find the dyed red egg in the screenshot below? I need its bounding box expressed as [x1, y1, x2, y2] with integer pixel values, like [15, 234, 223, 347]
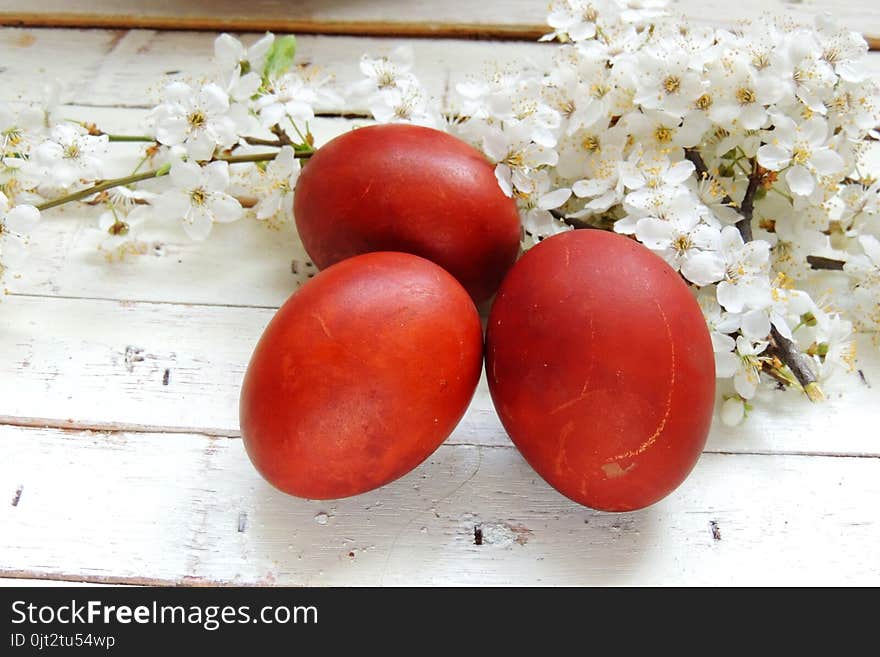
[293, 124, 522, 303]
[240, 252, 483, 499]
[485, 230, 715, 511]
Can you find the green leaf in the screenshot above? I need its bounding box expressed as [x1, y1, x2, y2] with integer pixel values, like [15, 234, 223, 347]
[263, 35, 298, 82]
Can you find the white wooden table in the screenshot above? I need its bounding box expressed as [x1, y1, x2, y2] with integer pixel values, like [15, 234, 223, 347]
[1, 3, 879, 586]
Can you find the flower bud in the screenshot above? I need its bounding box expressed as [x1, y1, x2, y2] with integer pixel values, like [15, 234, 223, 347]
[800, 311, 817, 327]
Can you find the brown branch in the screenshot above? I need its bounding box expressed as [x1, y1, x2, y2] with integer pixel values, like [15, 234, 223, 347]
[549, 208, 601, 230]
[684, 148, 757, 242]
[684, 148, 735, 207]
[685, 148, 823, 401]
[807, 255, 846, 271]
[737, 160, 760, 243]
[767, 326, 823, 402]
[243, 136, 289, 147]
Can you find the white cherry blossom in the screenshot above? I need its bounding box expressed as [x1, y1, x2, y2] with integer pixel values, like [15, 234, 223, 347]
[214, 33, 274, 75]
[756, 115, 844, 196]
[31, 123, 107, 188]
[541, 0, 619, 43]
[635, 211, 724, 286]
[155, 161, 242, 240]
[0, 192, 40, 275]
[252, 146, 301, 220]
[707, 60, 781, 130]
[720, 396, 747, 426]
[350, 47, 418, 99]
[481, 123, 559, 197]
[0, 103, 44, 161]
[513, 169, 572, 240]
[714, 336, 769, 399]
[716, 226, 772, 313]
[152, 82, 237, 161]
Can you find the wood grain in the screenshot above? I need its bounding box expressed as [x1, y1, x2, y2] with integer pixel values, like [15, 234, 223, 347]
[0, 23, 878, 587]
[1, 30, 878, 116]
[0, 28, 557, 113]
[0, 0, 877, 49]
[1, 425, 877, 586]
[0, 293, 877, 457]
[4, 104, 878, 310]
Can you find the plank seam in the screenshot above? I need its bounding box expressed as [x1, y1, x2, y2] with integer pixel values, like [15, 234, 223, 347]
[5, 291, 280, 312]
[0, 16, 877, 49]
[2, 419, 879, 459]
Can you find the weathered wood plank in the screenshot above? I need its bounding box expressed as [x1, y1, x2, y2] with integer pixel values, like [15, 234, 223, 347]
[0, 0, 878, 47]
[1, 425, 877, 586]
[0, 577, 120, 587]
[0, 28, 557, 112]
[0, 294, 877, 456]
[5, 104, 880, 311]
[4, 108, 359, 308]
[2, 29, 878, 114]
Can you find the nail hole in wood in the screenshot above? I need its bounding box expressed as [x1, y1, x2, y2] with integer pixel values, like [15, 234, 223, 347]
[709, 520, 721, 541]
[11, 485, 23, 507]
[162, 368, 171, 386]
[237, 511, 247, 533]
[473, 525, 483, 546]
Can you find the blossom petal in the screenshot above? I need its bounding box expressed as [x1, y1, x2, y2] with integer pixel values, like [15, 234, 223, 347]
[157, 190, 191, 220]
[785, 165, 815, 196]
[3, 204, 40, 233]
[666, 159, 696, 185]
[248, 33, 275, 69]
[740, 309, 771, 339]
[164, 81, 194, 105]
[269, 146, 297, 178]
[717, 280, 745, 313]
[720, 397, 745, 426]
[189, 130, 219, 161]
[537, 187, 571, 210]
[613, 214, 639, 235]
[635, 218, 674, 249]
[256, 192, 283, 220]
[155, 115, 188, 147]
[199, 83, 230, 115]
[259, 102, 286, 128]
[801, 117, 828, 146]
[711, 331, 736, 354]
[182, 206, 214, 241]
[739, 104, 768, 131]
[810, 148, 845, 176]
[170, 161, 201, 190]
[232, 72, 262, 101]
[214, 34, 245, 67]
[208, 193, 243, 223]
[681, 251, 725, 286]
[572, 178, 609, 198]
[494, 164, 513, 197]
[857, 234, 880, 265]
[202, 161, 230, 192]
[757, 144, 790, 171]
[734, 369, 759, 399]
[714, 351, 739, 378]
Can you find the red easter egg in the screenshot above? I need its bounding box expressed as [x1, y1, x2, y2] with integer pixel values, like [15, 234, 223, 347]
[485, 230, 715, 511]
[240, 252, 483, 499]
[293, 124, 522, 302]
